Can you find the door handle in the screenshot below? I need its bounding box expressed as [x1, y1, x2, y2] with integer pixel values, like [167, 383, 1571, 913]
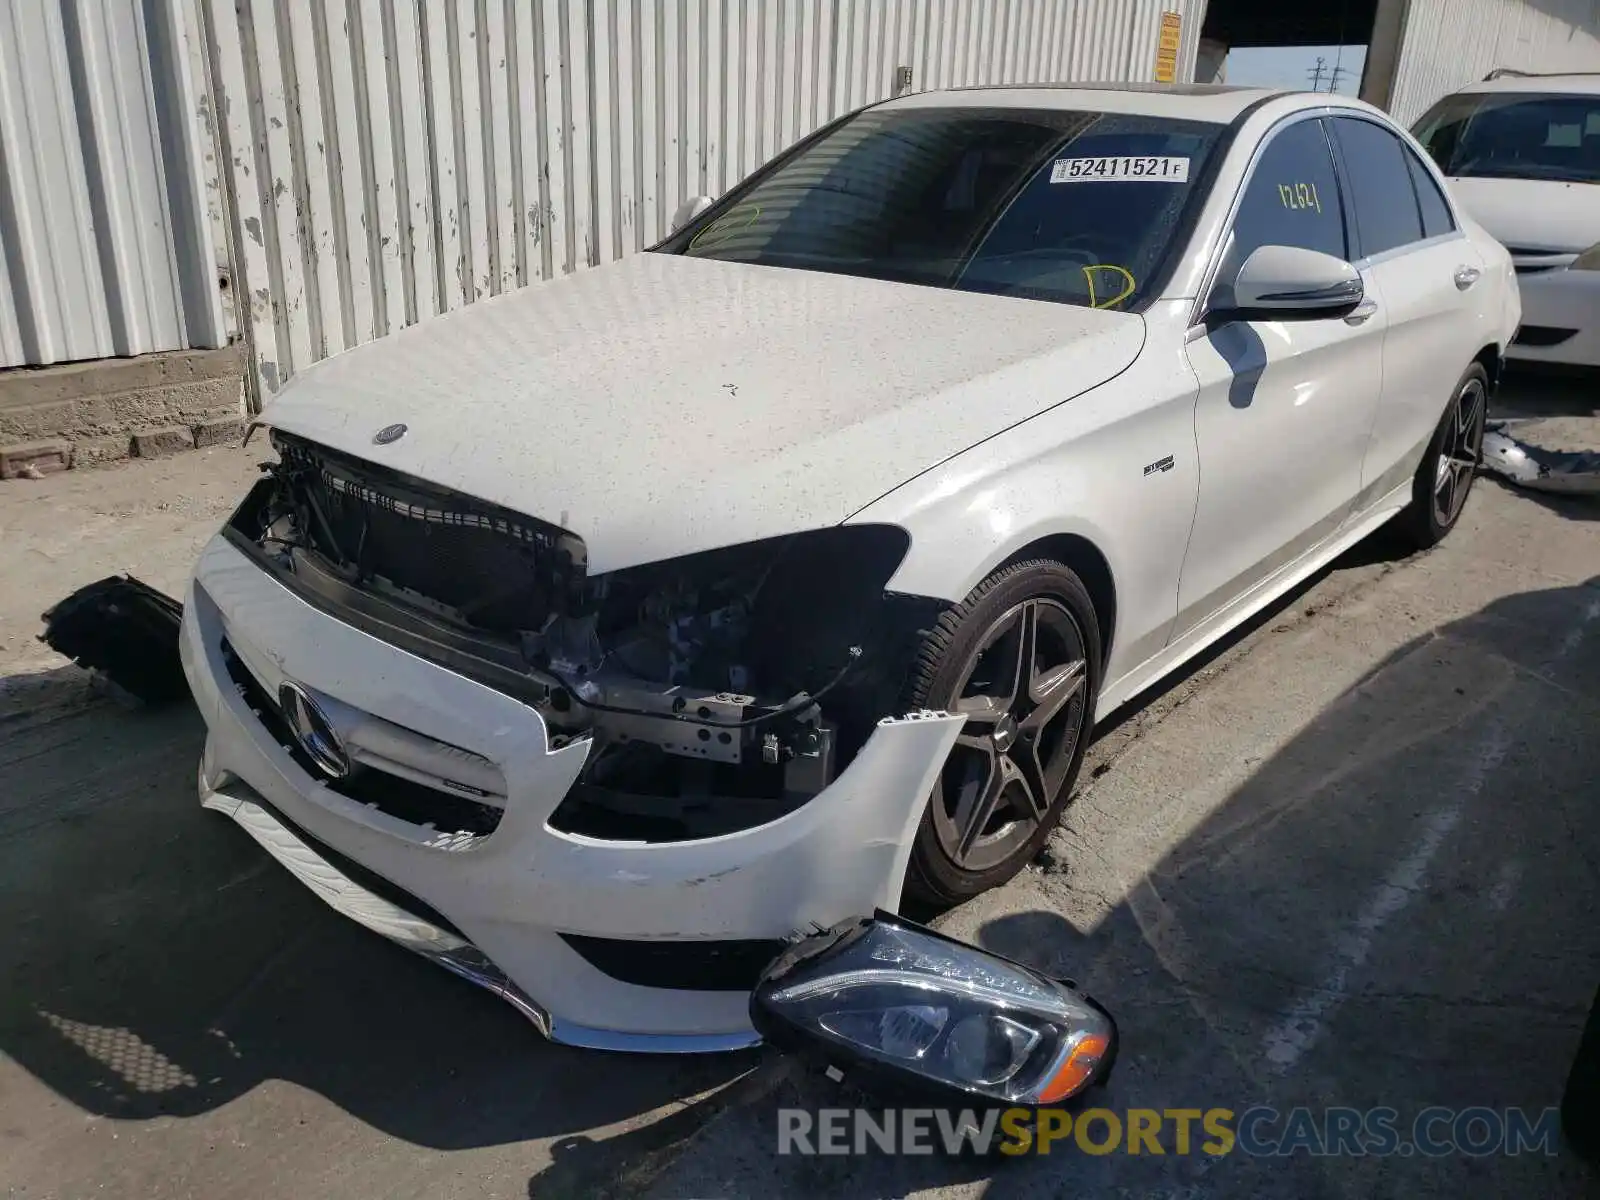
[1345, 299, 1379, 325]
[1454, 265, 1481, 290]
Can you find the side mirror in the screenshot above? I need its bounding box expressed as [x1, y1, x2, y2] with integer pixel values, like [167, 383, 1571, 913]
[751, 911, 1117, 1108]
[670, 194, 715, 234]
[1221, 244, 1363, 317]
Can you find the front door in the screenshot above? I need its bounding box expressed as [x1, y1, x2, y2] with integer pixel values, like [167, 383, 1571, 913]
[1175, 116, 1386, 637]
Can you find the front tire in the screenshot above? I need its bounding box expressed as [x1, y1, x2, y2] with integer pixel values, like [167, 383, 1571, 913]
[903, 560, 1102, 908]
[1400, 362, 1488, 549]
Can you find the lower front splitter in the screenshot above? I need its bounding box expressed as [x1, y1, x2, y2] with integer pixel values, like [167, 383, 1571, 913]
[201, 777, 761, 1054]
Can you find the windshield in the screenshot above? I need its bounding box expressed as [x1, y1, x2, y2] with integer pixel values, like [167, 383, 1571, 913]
[1413, 91, 1600, 184]
[657, 107, 1225, 312]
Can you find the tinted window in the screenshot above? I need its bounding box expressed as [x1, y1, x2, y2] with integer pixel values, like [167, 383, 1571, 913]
[1228, 119, 1346, 266]
[1331, 117, 1424, 257]
[1404, 146, 1455, 238]
[662, 108, 1226, 312]
[1413, 91, 1600, 185]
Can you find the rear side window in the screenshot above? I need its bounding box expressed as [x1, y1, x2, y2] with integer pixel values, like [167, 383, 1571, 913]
[1404, 147, 1456, 238]
[1228, 119, 1347, 265]
[1330, 117, 1425, 257]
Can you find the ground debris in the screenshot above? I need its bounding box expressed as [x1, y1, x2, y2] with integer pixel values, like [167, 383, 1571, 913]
[39, 576, 190, 706]
[1481, 421, 1600, 495]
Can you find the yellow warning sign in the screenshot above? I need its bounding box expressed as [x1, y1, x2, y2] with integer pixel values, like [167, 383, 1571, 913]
[1154, 11, 1182, 83]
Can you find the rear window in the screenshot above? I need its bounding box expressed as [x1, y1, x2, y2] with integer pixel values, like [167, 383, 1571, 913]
[1412, 91, 1600, 185]
[658, 107, 1226, 312]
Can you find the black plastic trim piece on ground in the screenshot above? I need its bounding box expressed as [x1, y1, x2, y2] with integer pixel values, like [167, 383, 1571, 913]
[39, 575, 190, 704]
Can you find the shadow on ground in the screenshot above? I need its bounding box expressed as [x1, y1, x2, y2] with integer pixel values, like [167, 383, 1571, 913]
[0, 494, 1422, 1184]
[636, 577, 1600, 1199]
[0, 668, 752, 1160]
[1495, 365, 1600, 420]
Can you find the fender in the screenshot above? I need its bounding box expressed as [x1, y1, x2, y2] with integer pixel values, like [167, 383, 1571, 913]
[848, 320, 1204, 697]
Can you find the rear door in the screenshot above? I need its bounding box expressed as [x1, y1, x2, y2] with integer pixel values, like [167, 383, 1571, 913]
[1326, 115, 1487, 509]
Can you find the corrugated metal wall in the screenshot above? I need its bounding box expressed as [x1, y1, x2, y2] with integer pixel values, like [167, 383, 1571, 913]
[191, 0, 1202, 408]
[1387, 0, 1600, 125]
[0, 0, 226, 370]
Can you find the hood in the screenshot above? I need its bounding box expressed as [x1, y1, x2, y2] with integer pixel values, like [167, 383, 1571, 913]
[1447, 176, 1600, 253]
[259, 253, 1144, 574]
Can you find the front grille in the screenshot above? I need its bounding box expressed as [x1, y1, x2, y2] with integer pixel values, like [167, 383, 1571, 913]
[274, 432, 582, 633]
[1513, 325, 1578, 348]
[559, 933, 788, 991]
[222, 641, 505, 837]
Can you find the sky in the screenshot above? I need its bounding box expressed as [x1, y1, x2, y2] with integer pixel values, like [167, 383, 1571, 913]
[1223, 44, 1369, 95]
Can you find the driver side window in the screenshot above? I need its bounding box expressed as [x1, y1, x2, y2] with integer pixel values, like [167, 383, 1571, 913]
[1228, 119, 1348, 268]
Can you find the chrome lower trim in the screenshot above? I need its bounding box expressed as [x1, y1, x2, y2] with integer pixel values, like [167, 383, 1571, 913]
[202, 776, 555, 1034]
[199, 773, 765, 1053]
[549, 1020, 763, 1054]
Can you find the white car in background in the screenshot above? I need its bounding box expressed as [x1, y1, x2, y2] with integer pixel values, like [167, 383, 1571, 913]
[181, 84, 1518, 1051]
[1414, 71, 1600, 367]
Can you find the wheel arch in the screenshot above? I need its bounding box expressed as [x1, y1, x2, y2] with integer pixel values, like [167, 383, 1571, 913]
[1472, 343, 1503, 396]
[997, 533, 1118, 672]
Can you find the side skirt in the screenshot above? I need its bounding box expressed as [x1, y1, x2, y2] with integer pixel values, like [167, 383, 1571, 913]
[1095, 481, 1413, 720]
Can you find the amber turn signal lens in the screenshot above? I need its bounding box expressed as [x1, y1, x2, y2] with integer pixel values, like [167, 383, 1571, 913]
[1036, 1032, 1110, 1103]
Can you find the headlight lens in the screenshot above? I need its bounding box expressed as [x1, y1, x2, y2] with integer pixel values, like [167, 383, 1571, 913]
[1572, 242, 1600, 271]
[752, 914, 1116, 1106]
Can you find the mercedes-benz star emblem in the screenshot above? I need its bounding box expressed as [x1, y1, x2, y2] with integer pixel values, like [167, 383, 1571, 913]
[373, 423, 408, 445]
[279, 681, 350, 778]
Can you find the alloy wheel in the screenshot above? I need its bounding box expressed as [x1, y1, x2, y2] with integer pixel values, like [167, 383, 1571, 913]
[1433, 376, 1485, 528]
[930, 598, 1090, 873]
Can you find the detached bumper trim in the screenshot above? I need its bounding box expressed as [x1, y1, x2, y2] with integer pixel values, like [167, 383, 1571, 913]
[201, 775, 761, 1053]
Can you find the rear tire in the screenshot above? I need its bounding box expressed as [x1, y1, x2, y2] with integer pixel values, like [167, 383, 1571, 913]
[903, 560, 1102, 908]
[1399, 362, 1488, 549]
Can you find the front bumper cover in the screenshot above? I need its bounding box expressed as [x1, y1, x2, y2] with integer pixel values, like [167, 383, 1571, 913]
[1508, 267, 1600, 367]
[181, 535, 964, 1051]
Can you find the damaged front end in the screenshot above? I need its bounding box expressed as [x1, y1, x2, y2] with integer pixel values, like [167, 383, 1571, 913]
[223, 431, 949, 840]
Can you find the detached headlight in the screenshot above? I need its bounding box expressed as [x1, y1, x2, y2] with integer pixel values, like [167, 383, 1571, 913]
[751, 913, 1116, 1107]
[1572, 242, 1600, 271]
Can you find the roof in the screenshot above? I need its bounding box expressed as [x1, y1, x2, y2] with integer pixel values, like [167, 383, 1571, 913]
[1459, 71, 1600, 96]
[877, 83, 1283, 123]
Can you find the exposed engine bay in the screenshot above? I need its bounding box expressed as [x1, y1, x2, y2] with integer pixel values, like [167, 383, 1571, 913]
[223, 430, 947, 838]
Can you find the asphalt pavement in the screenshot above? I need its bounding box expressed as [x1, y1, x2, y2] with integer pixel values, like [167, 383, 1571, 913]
[1, 370, 1597, 1199]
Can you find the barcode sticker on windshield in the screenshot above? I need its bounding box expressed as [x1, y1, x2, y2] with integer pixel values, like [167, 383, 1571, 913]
[1050, 156, 1190, 183]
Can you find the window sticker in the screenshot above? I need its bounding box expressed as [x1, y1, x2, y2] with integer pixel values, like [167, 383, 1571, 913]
[1050, 156, 1190, 183]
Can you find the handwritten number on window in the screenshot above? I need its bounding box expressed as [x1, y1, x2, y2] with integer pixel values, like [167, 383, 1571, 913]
[1276, 182, 1322, 214]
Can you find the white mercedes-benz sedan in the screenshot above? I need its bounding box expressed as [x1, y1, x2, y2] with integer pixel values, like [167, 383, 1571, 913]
[181, 83, 1519, 1051]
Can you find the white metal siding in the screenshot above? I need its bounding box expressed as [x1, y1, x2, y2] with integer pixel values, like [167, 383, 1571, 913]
[193, 0, 1202, 406]
[0, 0, 225, 369]
[1388, 0, 1600, 126]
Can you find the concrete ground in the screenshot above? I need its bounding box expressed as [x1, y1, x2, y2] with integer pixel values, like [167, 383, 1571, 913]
[2, 372, 1598, 1199]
